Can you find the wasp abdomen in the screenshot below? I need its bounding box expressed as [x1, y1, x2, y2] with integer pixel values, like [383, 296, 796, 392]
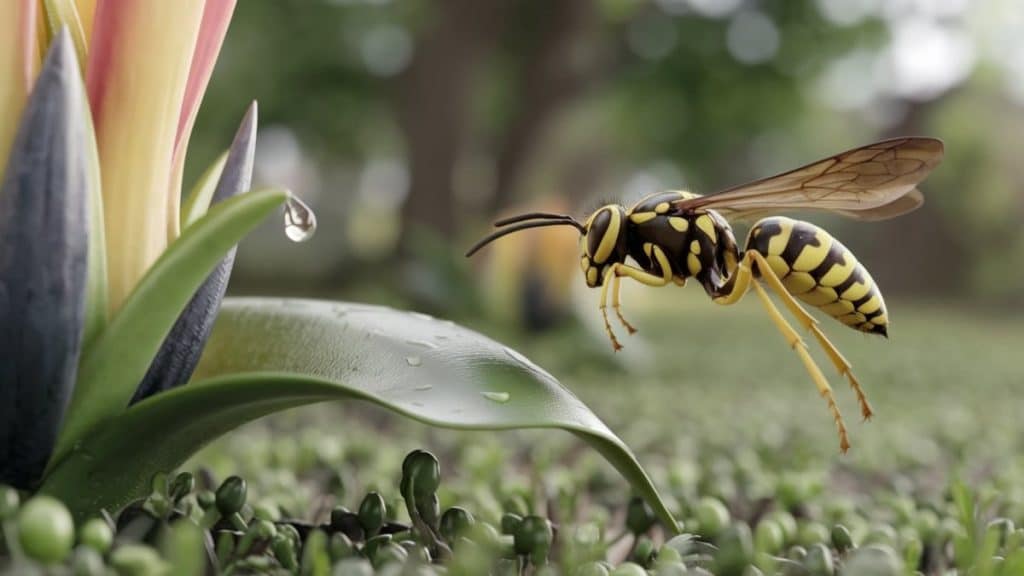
[746, 216, 887, 335]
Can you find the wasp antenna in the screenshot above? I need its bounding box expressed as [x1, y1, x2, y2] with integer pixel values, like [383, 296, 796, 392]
[465, 220, 585, 257]
[493, 212, 579, 227]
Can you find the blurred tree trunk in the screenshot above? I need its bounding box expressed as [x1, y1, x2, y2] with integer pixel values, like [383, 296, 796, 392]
[490, 0, 600, 215]
[396, 0, 506, 250]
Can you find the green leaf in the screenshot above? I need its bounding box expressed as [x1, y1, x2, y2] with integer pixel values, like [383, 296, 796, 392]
[51, 189, 290, 466]
[41, 298, 679, 532]
[180, 151, 228, 230]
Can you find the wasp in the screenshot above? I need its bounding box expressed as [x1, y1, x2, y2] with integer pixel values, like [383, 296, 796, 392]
[467, 138, 944, 452]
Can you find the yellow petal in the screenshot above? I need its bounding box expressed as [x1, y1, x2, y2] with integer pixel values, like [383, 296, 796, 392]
[0, 0, 39, 179]
[87, 0, 206, 312]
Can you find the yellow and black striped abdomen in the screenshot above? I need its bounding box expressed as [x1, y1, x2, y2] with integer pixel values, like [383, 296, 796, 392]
[745, 216, 887, 335]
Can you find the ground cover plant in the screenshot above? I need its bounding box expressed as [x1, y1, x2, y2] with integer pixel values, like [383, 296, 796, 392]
[3, 300, 1023, 574]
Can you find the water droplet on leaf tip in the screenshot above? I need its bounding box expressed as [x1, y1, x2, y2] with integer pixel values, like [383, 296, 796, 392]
[405, 356, 422, 367]
[481, 391, 511, 403]
[284, 195, 317, 242]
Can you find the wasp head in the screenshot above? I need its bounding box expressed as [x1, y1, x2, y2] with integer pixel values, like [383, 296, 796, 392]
[580, 204, 628, 287]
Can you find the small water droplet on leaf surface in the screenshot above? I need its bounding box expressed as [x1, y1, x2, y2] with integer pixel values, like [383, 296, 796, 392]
[284, 194, 317, 242]
[405, 356, 422, 367]
[481, 391, 510, 403]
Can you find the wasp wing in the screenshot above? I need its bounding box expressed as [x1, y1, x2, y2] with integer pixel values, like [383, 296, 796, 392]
[672, 138, 943, 221]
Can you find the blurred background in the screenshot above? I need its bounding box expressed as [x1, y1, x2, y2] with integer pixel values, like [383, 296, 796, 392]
[186, 0, 1024, 520]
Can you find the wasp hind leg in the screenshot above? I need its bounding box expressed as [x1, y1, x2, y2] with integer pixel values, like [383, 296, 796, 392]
[745, 251, 873, 421]
[712, 252, 850, 453]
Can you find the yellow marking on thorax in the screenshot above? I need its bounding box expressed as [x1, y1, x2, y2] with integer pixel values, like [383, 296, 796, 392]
[668, 217, 688, 232]
[586, 266, 598, 285]
[791, 231, 832, 271]
[643, 242, 653, 258]
[655, 202, 670, 214]
[630, 212, 657, 225]
[695, 215, 717, 243]
[593, 208, 621, 263]
[690, 240, 701, 255]
[687, 253, 701, 275]
[580, 257, 589, 272]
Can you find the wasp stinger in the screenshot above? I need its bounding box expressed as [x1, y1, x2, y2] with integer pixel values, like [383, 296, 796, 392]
[466, 137, 944, 453]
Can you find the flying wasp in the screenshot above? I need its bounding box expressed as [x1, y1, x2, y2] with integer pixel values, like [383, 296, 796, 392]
[466, 138, 944, 453]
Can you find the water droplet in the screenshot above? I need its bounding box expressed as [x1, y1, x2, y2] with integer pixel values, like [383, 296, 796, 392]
[414, 384, 433, 391]
[406, 339, 438, 350]
[284, 195, 317, 242]
[481, 391, 510, 403]
[405, 356, 422, 367]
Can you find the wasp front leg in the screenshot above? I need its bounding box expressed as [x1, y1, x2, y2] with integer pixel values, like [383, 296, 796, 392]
[599, 257, 672, 351]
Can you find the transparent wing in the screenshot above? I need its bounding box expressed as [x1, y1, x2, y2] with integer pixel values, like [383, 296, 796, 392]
[672, 138, 943, 221]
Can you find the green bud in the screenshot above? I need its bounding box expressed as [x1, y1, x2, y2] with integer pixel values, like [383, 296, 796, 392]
[574, 561, 610, 576]
[626, 496, 657, 535]
[632, 535, 656, 566]
[215, 531, 235, 567]
[215, 476, 247, 516]
[695, 497, 730, 539]
[0, 485, 20, 520]
[501, 512, 523, 535]
[787, 545, 808, 561]
[272, 533, 299, 571]
[402, 450, 441, 497]
[252, 500, 280, 522]
[333, 558, 374, 576]
[797, 521, 829, 547]
[71, 546, 105, 576]
[329, 532, 355, 561]
[195, 490, 216, 511]
[17, 495, 75, 564]
[713, 523, 754, 575]
[358, 491, 387, 537]
[78, 518, 113, 553]
[862, 524, 897, 546]
[766, 510, 798, 544]
[841, 544, 902, 576]
[301, 529, 330, 576]
[755, 520, 785, 554]
[168, 472, 195, 503]
[468, 521, 501, 549]
[831, 524, 854, 553]
[372, 542, 409, 568]
[655, 544, 682, 565]
[804, 543, 834, 575]
[110, 544, 168, 576]
[440, 507, 476, 543]
[609, 562, 647, 576]
[514, 515, 554, 564]
[364, 533, 393, 559]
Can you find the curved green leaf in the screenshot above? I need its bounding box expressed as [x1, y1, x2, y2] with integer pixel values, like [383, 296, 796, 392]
[41, 298, 679, 532]
[51, 190, 289, 465]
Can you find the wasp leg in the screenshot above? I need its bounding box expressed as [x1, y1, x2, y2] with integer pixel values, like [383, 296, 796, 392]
[746, 251, 873, 421]
[599, 262, 672, 351]
[611, 275, 638, 335]
[748, 279, 850, 453]
[712, 252, 850, 453]
[599, 268, 624, 351]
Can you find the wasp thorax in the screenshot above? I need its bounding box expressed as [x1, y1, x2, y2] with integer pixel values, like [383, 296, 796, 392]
[581, 204, 627, 287]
